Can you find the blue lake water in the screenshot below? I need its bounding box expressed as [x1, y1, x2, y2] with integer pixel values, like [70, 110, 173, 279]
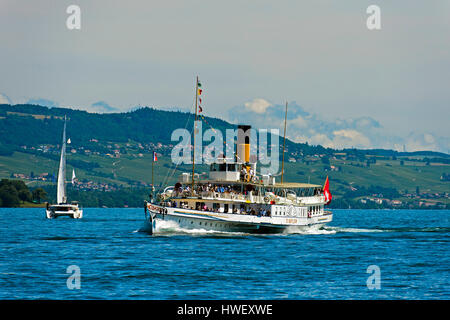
[0, 208, 448, 299]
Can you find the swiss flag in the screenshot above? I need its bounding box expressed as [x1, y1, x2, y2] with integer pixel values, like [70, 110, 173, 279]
[153, 151, 158, 162]
[323, 176, 332, 205]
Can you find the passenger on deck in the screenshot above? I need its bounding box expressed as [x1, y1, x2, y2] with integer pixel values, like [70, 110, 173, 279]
[240, 168, 246, 181]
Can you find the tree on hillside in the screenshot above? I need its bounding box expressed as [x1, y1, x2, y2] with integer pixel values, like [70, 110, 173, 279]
[10, 180, 28, 193]
[321, 156, 330, 165]
[32, 188, 47, 204]
[0, 184, 20, 207]
[18, 189, 32, 203]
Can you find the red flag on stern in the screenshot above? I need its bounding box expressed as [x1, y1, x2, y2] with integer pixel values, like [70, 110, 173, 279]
[323, 176, 332, 205]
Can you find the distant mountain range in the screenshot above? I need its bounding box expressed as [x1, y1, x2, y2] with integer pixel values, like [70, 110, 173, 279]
[1, 103, 448, 158]
[1, 103, 449, 209]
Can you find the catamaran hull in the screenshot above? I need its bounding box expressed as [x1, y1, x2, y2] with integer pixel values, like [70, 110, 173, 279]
[145, 204, 332, 234]
[46, 209, 83, 219]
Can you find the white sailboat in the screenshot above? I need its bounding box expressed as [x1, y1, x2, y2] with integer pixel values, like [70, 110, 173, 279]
[46, 116, 83, 219]
[72, 169, 76, 185]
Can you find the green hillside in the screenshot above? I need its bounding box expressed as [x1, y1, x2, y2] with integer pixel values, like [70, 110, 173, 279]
[0, 104, 448, 208]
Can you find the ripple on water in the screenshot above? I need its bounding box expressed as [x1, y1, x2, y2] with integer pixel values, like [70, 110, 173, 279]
[0, 208, 448, 299]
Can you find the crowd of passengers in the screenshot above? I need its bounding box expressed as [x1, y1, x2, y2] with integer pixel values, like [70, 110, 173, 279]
[173, 183, 260, 198]
[162, 200, 271, 217]
[172, 183, 322, 198]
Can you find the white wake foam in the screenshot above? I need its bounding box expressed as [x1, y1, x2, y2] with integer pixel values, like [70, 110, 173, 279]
[152, 219, 248, 236]
[282, 225, 337, 235]
[324, 226, 384, 233]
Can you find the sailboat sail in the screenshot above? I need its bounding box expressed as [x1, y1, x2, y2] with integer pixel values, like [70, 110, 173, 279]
[72, 169, 76, 185]
[57, 117, 67, 204]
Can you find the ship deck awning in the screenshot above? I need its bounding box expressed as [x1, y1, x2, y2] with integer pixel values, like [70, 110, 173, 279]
[271, 182, 322, 189]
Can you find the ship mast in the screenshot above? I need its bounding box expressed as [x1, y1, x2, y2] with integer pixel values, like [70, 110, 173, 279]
[281, 102, 288, 184]
[191, 76, 199, 193]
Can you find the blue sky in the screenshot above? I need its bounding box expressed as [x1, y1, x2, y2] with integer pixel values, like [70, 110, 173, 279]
[0, 1, 449, 153]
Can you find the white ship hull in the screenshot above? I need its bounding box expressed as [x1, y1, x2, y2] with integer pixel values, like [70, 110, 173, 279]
[46, 204, 83, 219]
[146, 203, 332, 234]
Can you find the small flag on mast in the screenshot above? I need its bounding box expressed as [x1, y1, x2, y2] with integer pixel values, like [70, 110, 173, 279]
[153, 151, 158, 162]
[197, 80, 203, 113]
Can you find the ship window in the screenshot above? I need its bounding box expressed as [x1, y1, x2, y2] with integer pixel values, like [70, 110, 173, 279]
[219, 163, 226, 171]
[227, 164, 236, 171]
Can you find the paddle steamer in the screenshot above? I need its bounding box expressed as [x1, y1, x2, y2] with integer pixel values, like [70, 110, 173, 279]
[144, 78, 332, 234]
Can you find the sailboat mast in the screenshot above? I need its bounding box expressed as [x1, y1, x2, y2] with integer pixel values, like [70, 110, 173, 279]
[281, 102, 288, 184]
[191, 76, 199, 193]
[57, 116, 67, 204]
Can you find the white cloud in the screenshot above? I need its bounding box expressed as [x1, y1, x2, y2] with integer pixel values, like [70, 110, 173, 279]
[403, 132, 445, 153]
[244, 98, 272, 114]
[288, 115, 308, 128]
[423, 133, 435, 144]
[227, 99, 449, 153]
[308, 134, 334, 148]
[0, 93, 12, 104]
[332, 129, 371, 149]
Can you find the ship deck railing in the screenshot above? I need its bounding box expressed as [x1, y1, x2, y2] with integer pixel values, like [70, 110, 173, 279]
[152, 202, 331, 218]
[169, 190, 325, 206]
